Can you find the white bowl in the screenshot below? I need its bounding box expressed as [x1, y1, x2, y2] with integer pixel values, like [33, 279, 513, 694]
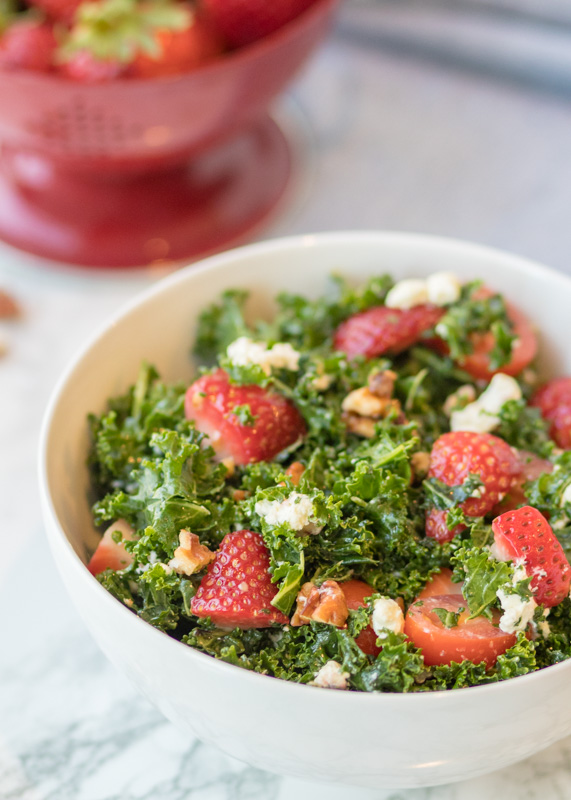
[39, 232, 571, 789]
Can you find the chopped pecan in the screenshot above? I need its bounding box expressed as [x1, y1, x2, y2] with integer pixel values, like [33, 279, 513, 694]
[291, 580, 348, 627]
[411, 451, 431, 481]
[221, 457, 235, 477]
[342, 371, 405, 438]
[168, 530, 215, 576]
[342, 386, 391, 418]
[368, 368, 397, 398]
[342, 411, 377, 439]
[443, 385, 476, 417]
[285, 461, 305, 486]
[0, 289, 21, 319]
[232, 489, 249, 502]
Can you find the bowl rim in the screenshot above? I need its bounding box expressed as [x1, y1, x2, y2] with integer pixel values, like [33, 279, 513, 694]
[0, 0, 339, 89]
[39, 228, 571, 704]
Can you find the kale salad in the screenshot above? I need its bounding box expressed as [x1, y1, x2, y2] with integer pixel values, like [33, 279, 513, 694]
[87, 270, 571, 693]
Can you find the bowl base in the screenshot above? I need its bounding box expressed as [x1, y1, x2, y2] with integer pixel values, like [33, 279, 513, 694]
[0, 115, 291, 268]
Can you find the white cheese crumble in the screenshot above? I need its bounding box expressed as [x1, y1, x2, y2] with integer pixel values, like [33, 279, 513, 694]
[385, 279, 428, 310]
[311, 373, 333, 392]
[311, 660, 349, 689]
[450, 373, 522, 434]
[385, 272, 461, 310]
[426, 272, 462, 306]
[255, 492, 322, 533]
[226, 336, 300, 374]
[371, 598, 405, 639]
[496, 564, 537, 634]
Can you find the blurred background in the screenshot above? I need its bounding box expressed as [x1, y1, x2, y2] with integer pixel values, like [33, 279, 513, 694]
[268, 0, 571, 273]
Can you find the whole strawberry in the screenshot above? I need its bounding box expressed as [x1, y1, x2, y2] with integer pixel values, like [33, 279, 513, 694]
[0, 20, 57, 71]
[29, 0, 82, 22]
[200, 0, 317, 47]
[130, 14, 224, 78]
[492, 506, 571, 607]
[426, 431, 519, 542]
[57, 0, 223, 81]
[191, 530, 289, 628]
[334, 304, 443, 360]
[185, 368, 306, 465]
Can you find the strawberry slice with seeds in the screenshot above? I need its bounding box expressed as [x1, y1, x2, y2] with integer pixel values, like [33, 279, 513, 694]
[531, 377, 571, 449]
[333, 304, 443, 360]
[492, 506, 571, 607]
[492, 449, 553, 515]
[88, 519, 137, 576]
[190, 530, 289, 628]
[426, 431, 519, 542]
[185, 369, 306, 465]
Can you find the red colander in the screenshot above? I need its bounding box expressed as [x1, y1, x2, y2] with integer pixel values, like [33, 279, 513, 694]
[0, 0, 338, 268]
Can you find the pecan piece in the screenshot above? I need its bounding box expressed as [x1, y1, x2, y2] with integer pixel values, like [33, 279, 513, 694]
[0, 289, 21, 319]
[168, 530, 215, 576]
[368, 368, 397, 398]
[291, 580, 348, 627]
[285, 461, 305, 486]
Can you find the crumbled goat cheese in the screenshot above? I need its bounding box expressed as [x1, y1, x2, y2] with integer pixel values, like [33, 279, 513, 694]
[372, 598, 405, 639]
[451, 373, 522, 434]
[426, 272, 462, 306]
[386, 272, 461, 310]
[226, 336, 300, 374]
[255, 492, 322, 533]
[311, 373, 333, 392]
[497, 564, 537, 634]
[311, 660, 349, 690]
[385, 279, 429, 310]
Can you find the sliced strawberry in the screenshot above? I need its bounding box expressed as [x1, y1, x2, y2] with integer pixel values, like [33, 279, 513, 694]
[531, 378, 571, 449]
[425, 288, 537, 381]
[333, 304, 443, 360]
[457, 289, 536, 381]
[425, 431, 519, 542]
[492, 506, 571, 607]
[200, 0, 316, 48]
[88, 519, 137, 576]
[129, 16, 224, 78]
[425, 509, 467, 543]
[185, 369, 306, 465]
[492, 449, 553, 515]
[405, 594, 516, 668]
[190, 530, 289, 628]
[531, 377, 571, 416]
[0, 21, 57, 72]
[416, 568, 464, 600]
[339, 579, 380, 656]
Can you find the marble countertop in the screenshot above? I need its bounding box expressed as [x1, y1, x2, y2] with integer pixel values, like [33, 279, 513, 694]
[4, 9, 571, 798]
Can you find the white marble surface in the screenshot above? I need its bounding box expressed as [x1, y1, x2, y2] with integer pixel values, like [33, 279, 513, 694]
[4, 13, 571, 798]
